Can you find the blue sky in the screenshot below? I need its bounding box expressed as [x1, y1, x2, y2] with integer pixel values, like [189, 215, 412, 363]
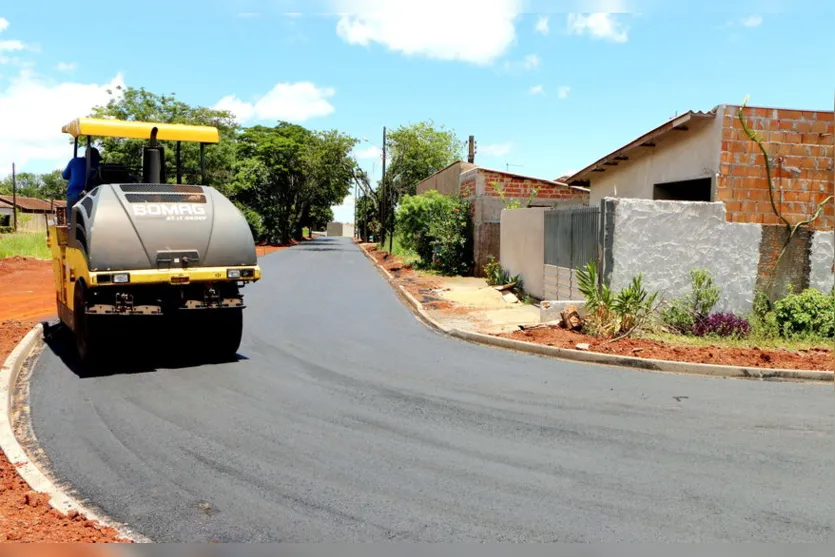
[1, 1, 833, 222]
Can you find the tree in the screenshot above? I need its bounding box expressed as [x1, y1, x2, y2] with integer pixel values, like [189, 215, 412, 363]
[385, 121, 464, 198]
[232, 122, 357, 243]
[0, 170, 64, 199]
[88, 86, 239, 191]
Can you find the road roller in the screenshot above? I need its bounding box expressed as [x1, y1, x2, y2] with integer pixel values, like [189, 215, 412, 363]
[46, 118, 261, 368]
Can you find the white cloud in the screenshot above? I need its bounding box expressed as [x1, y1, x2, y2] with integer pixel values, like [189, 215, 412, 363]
[56, 62, 77, 72]
[567, 13, 629, 43]
[522, 53, 540, 70]
[557, 85, 571, 99]
[0, 39, 24, 53]
[0, 70, 125, 174]
[479, 142, 512, 157]
[741, 15, 762, 27]
[333, 0, 522, 65]
[355, 145, 382, 159]
[503, 53, 540, 73]
[535, 15, 549, 35]
[215, 82, 335, 123]
[529, 84, 545, 95]
[0, 18, 8, 32]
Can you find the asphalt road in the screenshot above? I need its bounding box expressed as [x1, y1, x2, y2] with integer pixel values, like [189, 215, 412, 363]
[29, 238, 835, 542]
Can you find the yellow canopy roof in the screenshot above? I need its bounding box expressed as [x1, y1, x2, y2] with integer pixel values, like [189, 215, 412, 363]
[61, 118, 220, 144]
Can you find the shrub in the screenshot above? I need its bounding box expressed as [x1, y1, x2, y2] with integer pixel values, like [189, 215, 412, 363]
[662, 269, 721, 334]
[692, 312, 751, 338]
[577, 262, 658, 338]
[483, 257, 507, 286]
[773, 288, 835, 339]
[396, 190, 472, 275]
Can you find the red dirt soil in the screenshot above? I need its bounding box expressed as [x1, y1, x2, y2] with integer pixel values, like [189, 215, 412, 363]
[0, 257, 56, 323]
[359, 242, 834, 373]
[499, 327, 835, 372]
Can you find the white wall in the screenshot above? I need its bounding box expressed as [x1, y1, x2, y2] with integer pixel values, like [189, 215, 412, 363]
[589, 111, 725, 204]
[609, 198, 762, 314]
[809, 231, 834, 293]
[326, 222, 355, 237]
[499, 208, 547, 299]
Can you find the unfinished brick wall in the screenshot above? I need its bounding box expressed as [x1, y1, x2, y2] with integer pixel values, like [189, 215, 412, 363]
[755, 225, 813, 301]
[718, 105, 834, 230]
[480, 170, 590, 201]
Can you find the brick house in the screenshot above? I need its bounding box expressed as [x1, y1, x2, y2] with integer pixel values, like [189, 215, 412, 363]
[416, 161, 589, 276]
[566, 104, 834, 299]
[565, 104, 834, 230]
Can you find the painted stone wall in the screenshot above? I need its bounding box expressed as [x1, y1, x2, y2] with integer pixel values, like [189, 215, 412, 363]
[499, 208, 547, 299]
[810, 231, 835, 293]
[608, 198, 762, 313]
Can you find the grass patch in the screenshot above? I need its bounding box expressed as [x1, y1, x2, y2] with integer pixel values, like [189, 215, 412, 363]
[377, 233, 420, 266]
[0, 233, 50, 259]
[645, 331, 831, 352]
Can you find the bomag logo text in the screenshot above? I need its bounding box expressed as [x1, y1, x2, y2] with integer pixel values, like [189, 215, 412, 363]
[132, 203, 207, 221]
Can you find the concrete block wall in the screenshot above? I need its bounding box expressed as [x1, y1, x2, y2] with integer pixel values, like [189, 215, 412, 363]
[499, 208, 547, 299]
[604, 198, 835, 315]
[326, 222, 355, 238]
[810, 231, 835, 293]
[607, 198, 762, 314]
[718, 105, 834, 230]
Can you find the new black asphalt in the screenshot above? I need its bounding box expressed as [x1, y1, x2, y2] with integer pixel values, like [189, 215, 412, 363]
[29, 238, 835, 542]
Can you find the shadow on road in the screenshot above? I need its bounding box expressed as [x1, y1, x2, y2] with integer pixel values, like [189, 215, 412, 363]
[42, 321, 248, 379]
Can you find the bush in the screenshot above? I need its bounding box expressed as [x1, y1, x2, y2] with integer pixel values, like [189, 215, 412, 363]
[662, 269, 721, 334]
[483, 257, 506, 286]
[692, 312, 751, 338]
[396, 190, 472, 275]
[773, 288, 835, 339]
[577, 262, 658, 338]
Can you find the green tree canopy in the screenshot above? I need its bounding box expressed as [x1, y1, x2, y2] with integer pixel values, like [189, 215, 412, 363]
[88, 86, 239, 191]
[0, 170, 64, 199]
[385, 121, 464, 197]
[232, 122, 357, 243]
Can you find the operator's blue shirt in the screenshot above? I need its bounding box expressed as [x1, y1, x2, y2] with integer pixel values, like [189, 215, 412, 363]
[62, 157, 97, 198]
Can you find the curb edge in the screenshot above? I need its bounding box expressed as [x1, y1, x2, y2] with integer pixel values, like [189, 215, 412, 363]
[0, 323, 152, 543]
[356, 242, 833, 384]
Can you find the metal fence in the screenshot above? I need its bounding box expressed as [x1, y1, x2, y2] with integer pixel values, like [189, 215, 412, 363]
[543, 205, 600, 299]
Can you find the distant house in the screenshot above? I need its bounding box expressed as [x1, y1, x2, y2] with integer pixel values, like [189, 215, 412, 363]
[565, 104, 834, 230]
[0, 195, 65, 233]
[415, 161, 589, 276]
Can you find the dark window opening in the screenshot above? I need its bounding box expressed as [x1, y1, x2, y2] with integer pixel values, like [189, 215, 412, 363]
[653, 177, 712, 201]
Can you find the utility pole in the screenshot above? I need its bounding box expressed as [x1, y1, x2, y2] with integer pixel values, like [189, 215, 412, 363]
[381, 126, 387, 247]
[468, 135, 476, 164]
[11, 163, 17, 232]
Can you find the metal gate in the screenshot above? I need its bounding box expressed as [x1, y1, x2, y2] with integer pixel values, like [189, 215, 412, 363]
[543, 206, 600, 299]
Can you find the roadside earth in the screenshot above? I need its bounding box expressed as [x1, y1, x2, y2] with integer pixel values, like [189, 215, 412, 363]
[359, 242, 834, 372]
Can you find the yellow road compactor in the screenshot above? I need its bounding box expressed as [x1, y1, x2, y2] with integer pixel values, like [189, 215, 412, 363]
[47, 118, 261, 368]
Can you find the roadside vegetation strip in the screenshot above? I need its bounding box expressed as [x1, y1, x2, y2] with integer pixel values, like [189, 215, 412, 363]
[0, 232, 52, 260]
[0, 324, 148, 543]
[356, 241, 833, 383]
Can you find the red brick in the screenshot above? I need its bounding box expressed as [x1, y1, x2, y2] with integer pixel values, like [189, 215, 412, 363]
[780, 110, 803, 121]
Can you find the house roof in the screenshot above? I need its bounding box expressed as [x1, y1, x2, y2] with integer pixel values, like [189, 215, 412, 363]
[566, 108, 719, 186]
[0, 195, 66, 211]
[473, 166, 589, 192]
